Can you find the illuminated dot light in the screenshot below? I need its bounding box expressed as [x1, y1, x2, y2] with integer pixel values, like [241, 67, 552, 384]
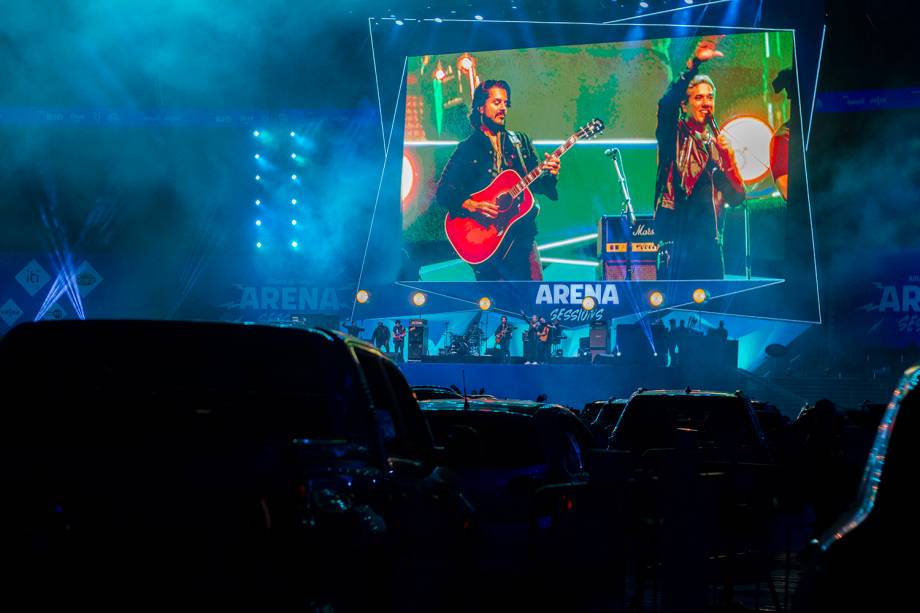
[255, 199, 261, 205]
[255, 174, 261, 181]
[395, 19, 404, 26]
[474, 15, 483, 20]
[254, 153, 260, 159]
[291, 153, 297, 159]
[291, 241, 298, 248]
[256, 241, 262, 248]
[411, 292, 427, 307]
[291, 219, 297, 226]
[478, 297, 492, 311]
[582, 296, 597, 311]
[290, 131, 295, 137]
[291, 198, 297, 205]
[649, 291, 665, 308]
[692, 288, 709, 304]
[434, 17, 443, 23]
[253, 130, 260, 137]
[291, 174, 297, 180]
[356, 289, 370, 304]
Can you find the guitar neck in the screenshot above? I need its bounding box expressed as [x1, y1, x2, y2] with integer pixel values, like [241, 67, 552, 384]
[510, 132, 582, 198]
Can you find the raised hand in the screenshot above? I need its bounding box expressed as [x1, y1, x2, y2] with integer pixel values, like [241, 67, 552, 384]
[691, 36, 724, 64]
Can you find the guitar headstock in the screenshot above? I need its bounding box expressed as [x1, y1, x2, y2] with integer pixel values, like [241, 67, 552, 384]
[579, 117, 606, 140]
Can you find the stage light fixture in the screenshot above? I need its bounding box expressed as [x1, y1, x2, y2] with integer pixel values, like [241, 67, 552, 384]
[291, 174, 297, 180]
[693, 288, 710, 304]
[356, 289, 370, 304]
[649, 291, 665, 308]
[256, 241, 262, 248]
[255, 174, 261, 181]
[582, 296, 597, 311]
[253, 130, 260, 137]
[290, 131, 295, 137]
[254, 153, 260, 159]
[290, 153, 297, 159]
[478, 297, 492, 311]
[291, 219, 297, 226]
[291, 198, 297, 205]
[255, 219, 262, 226]
[640, 1, 649, 7]
[255, 199, 261, 205]
[434, 17, 443, 23]
[395, 19, 404, 25]
[458, 54, 474, 72]
[474, 15, 483, 20]
[291, 241, 298, 248]
[411, 292, 427, 307]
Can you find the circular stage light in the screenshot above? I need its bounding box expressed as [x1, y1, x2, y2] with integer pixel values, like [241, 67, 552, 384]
[649, 291, 665, 308]
[582, 296, 597, 311]
[411, 291, 427, 307]
[692, 288, 710, 304]
[721, 116, 774, 184]
[478, 297, 492, 311]
[355, 289, 370, 304]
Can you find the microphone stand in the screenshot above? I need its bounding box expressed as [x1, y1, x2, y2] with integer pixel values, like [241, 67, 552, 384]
[708, 114, 752, 280]
[607, 148, 636, 280]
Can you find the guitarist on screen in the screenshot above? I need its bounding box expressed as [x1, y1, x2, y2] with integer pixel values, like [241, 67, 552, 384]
[436, 79, 561, 280]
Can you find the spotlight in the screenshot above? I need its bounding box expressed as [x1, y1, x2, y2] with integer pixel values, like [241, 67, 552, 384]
[253, 130, 260, 137]
[356, 289, 370, 304]
[291, 153, 297, 159]
[255, 219, 262, 226]
[411, 292, 427, 307]
[582, 296, 597, 311]
[649, 291, 665, 308]
[291, 241, 298, 248]
[254, 153, 260, 159]
[639, 1, 648, 6]
[290, 131, 295, 137]
[291, 198, 297, 205]
[692, 288, 710, 304]
[291, 219, 297, 226]
[255, 199, 261, 205]
[474, 14, 483, 20]
[478, 297, 492, 311]
[291, 174, 297, 180]
[434, 17, 443, 22]
[256, 241, 262, 248]
[255, 174, 261, 181]
[395, 19, 404, 25]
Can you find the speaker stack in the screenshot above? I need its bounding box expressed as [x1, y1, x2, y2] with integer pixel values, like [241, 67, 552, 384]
[407, 319, 428, 360]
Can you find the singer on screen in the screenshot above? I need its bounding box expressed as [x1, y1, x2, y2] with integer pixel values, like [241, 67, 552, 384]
[653, 36, 745, 280]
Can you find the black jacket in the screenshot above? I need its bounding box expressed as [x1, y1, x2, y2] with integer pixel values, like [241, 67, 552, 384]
[436, 129, 559, 229]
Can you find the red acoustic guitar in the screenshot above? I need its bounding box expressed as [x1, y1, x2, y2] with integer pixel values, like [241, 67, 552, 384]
[444, 118, 605, 265]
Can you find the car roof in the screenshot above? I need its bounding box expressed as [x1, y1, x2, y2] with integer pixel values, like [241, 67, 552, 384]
[631, 389, 745, 399]
[419, 397, 570, 417]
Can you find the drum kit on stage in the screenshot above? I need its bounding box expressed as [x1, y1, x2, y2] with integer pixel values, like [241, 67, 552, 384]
[447, 326, 484, 356]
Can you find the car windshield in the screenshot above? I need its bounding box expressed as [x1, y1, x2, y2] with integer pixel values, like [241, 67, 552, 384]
[424, 410, 545, 468]
[612, 395, 757, 452]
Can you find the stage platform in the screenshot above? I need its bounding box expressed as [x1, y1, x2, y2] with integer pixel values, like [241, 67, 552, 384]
[400, 360, 744, 410]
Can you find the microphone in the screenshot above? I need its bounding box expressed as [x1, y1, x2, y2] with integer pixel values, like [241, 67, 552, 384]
[705, 112, 720, 137]
[604, 147, 619, 157]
